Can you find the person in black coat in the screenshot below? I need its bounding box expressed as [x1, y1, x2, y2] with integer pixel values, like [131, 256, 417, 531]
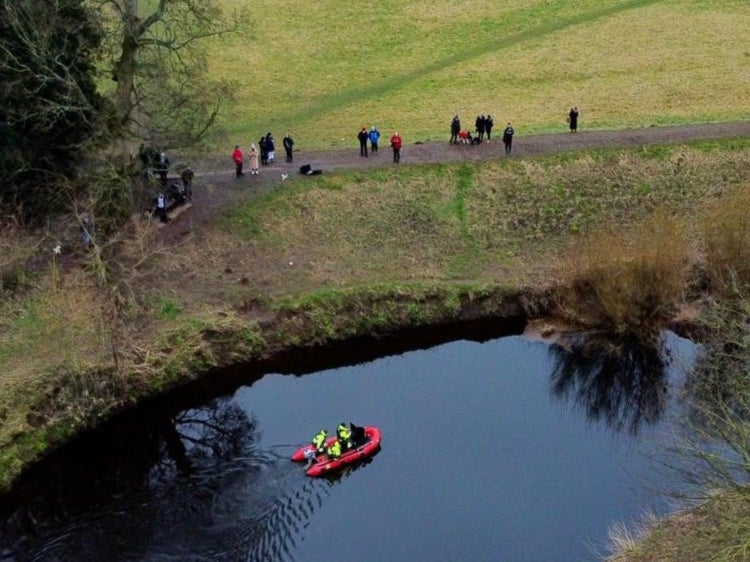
[181, 168, 194, 201]
[502, 123, 515, 155]
[485, 115, 494, 142]
[450, 115, 461, 144]
[475, 115, 486, 142]
[259, 136, 268, 165]
[357, 127, 369, 157]
[283, 134, 294, 162]
[265, 133, 276, 163]
[568, 107, 579, 132]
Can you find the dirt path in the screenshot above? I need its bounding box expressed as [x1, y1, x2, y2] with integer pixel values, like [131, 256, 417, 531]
[174, 121, 750, 228]
[195, 121, 750, 175]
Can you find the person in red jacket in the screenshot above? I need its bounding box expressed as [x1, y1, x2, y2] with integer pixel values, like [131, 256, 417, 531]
[232, 145, 244, 177]
[389, 131, 402, 163]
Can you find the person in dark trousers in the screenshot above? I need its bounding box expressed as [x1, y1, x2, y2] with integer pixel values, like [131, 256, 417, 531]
[265, 132, 276, 163]
[502, 123, 515, 155]
[369, 126, 380, 154]
[475, 115, 486, 142]
[283, 134, 294, 162]
[568, 107, 579, 132]
[259, 136, 268, 165]
[485, 115, 494, 142]
[155, 192, 167, 222]
[155, 151, 169, 186]
[450, 115, 461, 144]
[358, 127, 369, 157]
[390, 131, 402, 163]
[232, 145, 244, 177]
[181, 168, 194, 201]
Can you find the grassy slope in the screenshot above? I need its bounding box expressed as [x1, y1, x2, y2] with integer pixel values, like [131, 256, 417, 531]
[223, 144, 742, 285]
[208, 0, 750, 150]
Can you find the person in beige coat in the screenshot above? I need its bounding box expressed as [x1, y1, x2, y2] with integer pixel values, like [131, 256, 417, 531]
[249, 143, 260, 175]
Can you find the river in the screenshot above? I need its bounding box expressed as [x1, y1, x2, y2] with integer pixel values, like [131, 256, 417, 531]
[0, 331, 696, 562]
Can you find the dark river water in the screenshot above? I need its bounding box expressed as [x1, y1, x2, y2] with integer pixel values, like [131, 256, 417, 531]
[0, 331, 696, 562]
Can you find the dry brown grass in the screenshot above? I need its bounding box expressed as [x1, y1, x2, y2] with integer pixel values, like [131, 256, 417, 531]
[0, 270, 111, 449]
[0, 227, 42, 292]
[608, 492, 750, 562]
[555, 209, 690, 336]
[703, 184, 750, 295]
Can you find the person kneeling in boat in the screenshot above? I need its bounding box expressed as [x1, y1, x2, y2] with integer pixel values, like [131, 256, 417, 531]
[326, 438, 343, 460]
[312, 429, 328, 456]
[337, 422, 353, 451]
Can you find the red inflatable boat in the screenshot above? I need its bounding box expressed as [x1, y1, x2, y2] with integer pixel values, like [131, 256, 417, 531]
[292, 425, 382, 477]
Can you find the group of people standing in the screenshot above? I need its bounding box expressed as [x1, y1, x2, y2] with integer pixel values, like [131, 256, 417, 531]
[449, 107, 580, 156]
[474, 114, 495, 142]
[230, 108, 581, 178]
[451, 114, 514, 154]
[450, 114, 495, 144]
[358, 126, 381, 156]
[358, 126, 401, 163]
[232, 132, 296, 177]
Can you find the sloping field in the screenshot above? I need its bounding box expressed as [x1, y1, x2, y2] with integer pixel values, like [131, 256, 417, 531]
[208, 0, 750, 149]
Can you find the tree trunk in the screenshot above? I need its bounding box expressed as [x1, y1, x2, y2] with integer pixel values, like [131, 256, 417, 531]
[113, 6, 139, 131]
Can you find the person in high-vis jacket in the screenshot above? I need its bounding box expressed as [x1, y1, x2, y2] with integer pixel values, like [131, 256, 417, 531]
[337, 422, 352, 450]
[312, 429, 328, 455]
[326, 439, 342, 460]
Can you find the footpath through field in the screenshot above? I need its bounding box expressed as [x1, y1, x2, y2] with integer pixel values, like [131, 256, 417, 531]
[191, 122, 750, 182]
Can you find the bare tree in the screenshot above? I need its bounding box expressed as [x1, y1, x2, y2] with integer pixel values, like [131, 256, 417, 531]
[99, 0, 250, 151]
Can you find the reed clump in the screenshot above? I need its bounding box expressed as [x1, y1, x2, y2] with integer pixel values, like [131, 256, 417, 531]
[703, 184, 750, 296]
[556, 210, 689, 338]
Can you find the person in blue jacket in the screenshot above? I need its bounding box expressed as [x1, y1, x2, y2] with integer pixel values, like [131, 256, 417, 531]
[369, 126, 380, 154]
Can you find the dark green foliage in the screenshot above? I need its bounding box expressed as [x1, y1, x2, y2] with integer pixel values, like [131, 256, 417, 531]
[0, 0, 106, 222]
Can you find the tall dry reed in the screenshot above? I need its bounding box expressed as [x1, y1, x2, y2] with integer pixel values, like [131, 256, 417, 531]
[557, 210, 689, 338]
[703, 184, 750, 296]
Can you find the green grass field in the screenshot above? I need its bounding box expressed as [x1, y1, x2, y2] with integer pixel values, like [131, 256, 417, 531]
[206, 0, 750, 150]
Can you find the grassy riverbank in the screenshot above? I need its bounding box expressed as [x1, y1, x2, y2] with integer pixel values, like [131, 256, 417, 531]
[2, 137, 750, 496]
[609, 491, 750, 562]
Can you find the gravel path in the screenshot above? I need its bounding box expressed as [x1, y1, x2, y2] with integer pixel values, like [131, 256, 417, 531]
[193, 121, 750, 178]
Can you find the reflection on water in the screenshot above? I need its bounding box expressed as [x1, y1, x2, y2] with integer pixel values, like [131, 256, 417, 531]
[0, 333, 693, 562]
[548, 333, 670, 435]
[0, 399, 352, 562]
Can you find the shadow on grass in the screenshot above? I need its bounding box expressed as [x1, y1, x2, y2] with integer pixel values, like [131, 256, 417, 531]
[280, 0, 662, 126]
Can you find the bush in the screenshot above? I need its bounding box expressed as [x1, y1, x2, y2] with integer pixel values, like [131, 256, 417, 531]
[557, 210, 689, 338]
